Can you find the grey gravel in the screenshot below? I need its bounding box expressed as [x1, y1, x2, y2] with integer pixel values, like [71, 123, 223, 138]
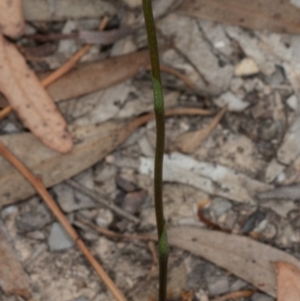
[48, 222, 74, 251]
[207, 276, 230, 296]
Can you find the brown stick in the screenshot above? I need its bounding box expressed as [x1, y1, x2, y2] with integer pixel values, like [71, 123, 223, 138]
[0, 141, 128, 301]
[211, 290, 255, 301]
[0, 17, 109, 121]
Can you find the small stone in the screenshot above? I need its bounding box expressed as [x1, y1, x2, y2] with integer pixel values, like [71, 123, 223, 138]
[95, 209, 114, 227]
[94, 164, 117, 183]
[48, 222, 74, 251]
[286, 94, 298, 111]
[215, 91, 250, 112]
[235, 58, 259, 76]
[210, 198, 232, 217]
[53, 183, 95, 213]
[251, 292, 274, 301]
[207, 276, 229, 296]
[116, 175, 137, 192]
[230, 279, 247, 291]
[16, 203, 52, 233]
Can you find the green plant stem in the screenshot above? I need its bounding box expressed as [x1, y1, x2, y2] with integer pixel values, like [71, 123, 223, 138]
[142, 1, 169, 301]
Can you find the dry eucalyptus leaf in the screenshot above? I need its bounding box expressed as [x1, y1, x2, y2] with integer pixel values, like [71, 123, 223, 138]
[0, 36, 73, 153]
[274, 262, 300, 301]
[0, 223, 31, 298]
[45, 50, 150, 102]
[172, 106, 227, 154]
[0, 50, 150, 105]
[0, 0, 24, 37]
[179, 0, 300, 34]
[168, 227, 300, 297]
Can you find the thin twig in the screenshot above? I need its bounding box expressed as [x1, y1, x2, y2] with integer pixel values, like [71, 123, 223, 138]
[146, 64, 195, 91]
[0, 17, 108, 121]
[66, 179, 140, 224]
[211, 290, 255, 301]
[0, 142, 128, 301]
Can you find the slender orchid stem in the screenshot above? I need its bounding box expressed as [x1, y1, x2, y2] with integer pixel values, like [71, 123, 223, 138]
[142, 1, 169, 301]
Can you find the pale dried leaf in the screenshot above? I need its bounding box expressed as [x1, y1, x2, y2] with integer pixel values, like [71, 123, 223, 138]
[179, 0, 300, 34]
[168, 227, 300, 297]
[0, 36, 73, 153]
[274, 262, 300, 301]
[0, 223, 31, 298]
[173, 107, 226, 154]
[0, 0, 24, 37]
[140, 153, 272, 204]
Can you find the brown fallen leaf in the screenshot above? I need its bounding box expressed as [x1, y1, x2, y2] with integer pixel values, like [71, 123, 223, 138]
[45, 50, 150, 102]
[274, 262, 300, 301]
[0, 222, 31, 298]
[0, 35, 73, 153]
[0, 107, 212, 207]
[167, 227, 300, 297]
[179, 0, 300, 34]
[0, 50, 151, 107]
[0, 0, 24, 37]
[172, 106, 227, 153]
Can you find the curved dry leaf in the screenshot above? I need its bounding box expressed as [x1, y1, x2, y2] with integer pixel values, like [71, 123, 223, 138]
[172, 106, 227, 154]
[0, 36, 73, 153]
[168, 227, 300, 297]
[274, 262, 300, 301]
[0, 0, 24, 37]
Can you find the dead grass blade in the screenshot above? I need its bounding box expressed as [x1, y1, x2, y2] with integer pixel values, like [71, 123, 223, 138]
[0, 0, 24, 37]
[0, 222, 31, 299]
[0, 141, 128, 301]
[0, 35, 73, 153]
[179, 0, 300, 34]
[172, 106, 227, 153]
[0, 107, 212, 207]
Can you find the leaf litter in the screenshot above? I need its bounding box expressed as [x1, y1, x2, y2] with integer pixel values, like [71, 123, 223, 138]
[2, 1, 300, 301]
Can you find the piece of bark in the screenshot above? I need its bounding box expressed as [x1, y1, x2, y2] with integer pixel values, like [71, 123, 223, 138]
[168, 227, 300, 297]
[179, 0, 300, 34]
[274, 262, 300, 301]
[0, 223, 31, 298]
[0, 0, 24, 38]
[0, 36, 73, 153]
